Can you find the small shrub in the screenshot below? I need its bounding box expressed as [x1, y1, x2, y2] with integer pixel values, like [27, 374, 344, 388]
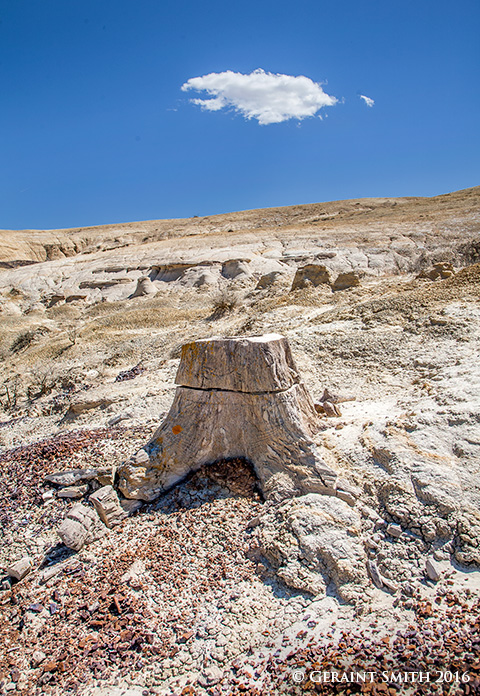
[1, 377, 20, 412]
[10, 326, 50, 353]
[11, 330, 37, 353]
[209, 289, 240, 320]
[67, 326, 78, 346]
[26, 368, 58, 401]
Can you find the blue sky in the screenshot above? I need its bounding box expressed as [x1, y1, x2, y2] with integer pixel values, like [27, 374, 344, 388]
[1, 0, 479, 230]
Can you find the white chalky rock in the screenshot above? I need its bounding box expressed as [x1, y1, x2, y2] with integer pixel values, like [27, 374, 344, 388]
[257, 494, 370, 603]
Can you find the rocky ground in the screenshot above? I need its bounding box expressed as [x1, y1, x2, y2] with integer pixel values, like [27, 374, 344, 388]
[0, 187, 479, 695]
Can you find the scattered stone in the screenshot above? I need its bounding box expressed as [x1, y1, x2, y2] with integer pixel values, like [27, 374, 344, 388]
[46, 467, 116, 488]
[362, 505, 382, 521]
[386, 523, 403, 538]
[115, 364, 146, 383]
[45, 470, 84, 487]
[198, 665, 224, 687]
[425, 558, 441, 582]
[380, 575, 398, 593]
[245, 516, 261, 529]
[57, 503, 107, 551]
[89, 485, 127, 528]
[108, 413, 133, 426]
[42, 490, 55, 504]
[39, 564, 66, 584]
[433, 548, 449, 561]
[367, 559, 383, 589]
[67, 397, 115, 416]
[336, 490, 356, 507]
[6, 556, 32, 581]
[27, 603, 44, 613]
[336, 478, 361, 497]
[95, 466, 116, 487]
[31, 650, 46, 667]
[57, 484, 88, 499]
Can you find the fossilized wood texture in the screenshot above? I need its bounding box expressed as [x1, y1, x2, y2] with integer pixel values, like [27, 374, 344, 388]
[174, 334, 300, 392]
[118, 334, 337, 502]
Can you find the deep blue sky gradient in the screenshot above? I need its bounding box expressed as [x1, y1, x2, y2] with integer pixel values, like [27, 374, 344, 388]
[1, 0, 479, 229]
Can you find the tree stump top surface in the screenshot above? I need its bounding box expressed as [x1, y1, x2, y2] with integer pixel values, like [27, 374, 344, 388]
[175, 333, 300, 393]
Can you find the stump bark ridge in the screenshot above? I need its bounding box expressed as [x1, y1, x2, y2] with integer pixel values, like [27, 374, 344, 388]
[118, 334, 337, 502]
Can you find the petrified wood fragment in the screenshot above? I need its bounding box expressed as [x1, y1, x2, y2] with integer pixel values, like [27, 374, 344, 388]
[118, 334, 337, 502]
[89, 485, 127, 528]
[57, 503, 106, 551]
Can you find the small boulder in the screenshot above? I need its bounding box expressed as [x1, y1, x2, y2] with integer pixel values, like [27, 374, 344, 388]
[198, 665, 224, 687]
[31, 650, 46, 668]
[331, 271, 361, 291]
[367, 559, 383, 588]
[89, 485, 127, 528]
[386, 523, 403, 538]
[95, 466, 116, 487]
[417, 262, 455, 281]
[57, 503, 106, 551]
[130, 276, 158, 298]
[291, 264, 332, 290]
[425, 558, 441, 582]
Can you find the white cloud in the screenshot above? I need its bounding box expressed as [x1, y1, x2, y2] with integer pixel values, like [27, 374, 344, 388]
[359, 94, 374, 107]
[181, 69, 337, 125]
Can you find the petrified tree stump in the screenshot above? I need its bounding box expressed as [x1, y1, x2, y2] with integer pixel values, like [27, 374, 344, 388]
[118, 334, 337, 502]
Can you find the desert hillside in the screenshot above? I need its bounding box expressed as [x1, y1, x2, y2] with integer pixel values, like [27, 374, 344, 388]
[0, 187, 479, 695]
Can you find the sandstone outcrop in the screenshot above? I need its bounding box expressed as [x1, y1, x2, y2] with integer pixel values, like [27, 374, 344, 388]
[130, 276, 158, 298]
[331, 271, 361, 291]
[291, 264, 332, 290]
[118, 334, 337, 502]
[417, 261, 455, 280]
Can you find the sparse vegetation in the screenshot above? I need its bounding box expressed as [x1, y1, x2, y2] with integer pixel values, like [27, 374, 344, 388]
[10, 326, 50, 353]
[26, 367, 59, 401]
[209, 288, 241, 319]
[1, 376, 19, 412]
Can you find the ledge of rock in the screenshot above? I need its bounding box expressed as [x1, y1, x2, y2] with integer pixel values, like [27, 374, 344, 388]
[118, 334, 337, 502]
[256, 494, 371, 602]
